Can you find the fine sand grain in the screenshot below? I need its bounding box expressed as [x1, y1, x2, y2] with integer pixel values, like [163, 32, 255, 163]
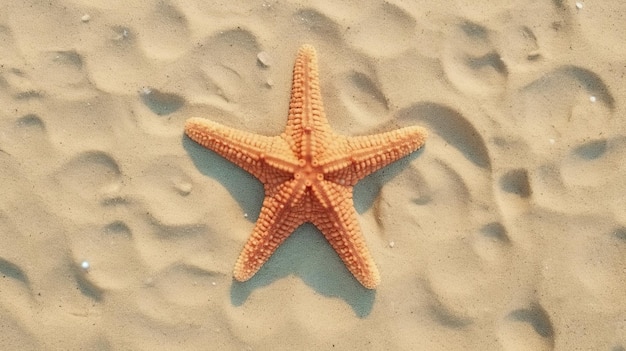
[1, 1, 625, 350]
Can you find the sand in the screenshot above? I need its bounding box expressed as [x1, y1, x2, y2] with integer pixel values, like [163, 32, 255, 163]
[1, 0, 625, 350]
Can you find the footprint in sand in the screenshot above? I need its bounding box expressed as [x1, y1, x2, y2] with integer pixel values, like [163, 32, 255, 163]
[511, 65, 614, 155]
[500, 25, 541, 64]
[397, 102, 491, 170]
[293, 8, 342, 44]
[15, 113, 46, 132]
[133, 157, 207, 226]
[0, 256, 30, 290]
[442, 21, 508, 97]
[1, 67, 42, 100]
[136, 2, 190, 60]
[497, 168, 533, 216]
[68, 221, 145, 292]
[497, 303, 555, 351]
[473, 222, 511, 263]
[336, 70, 390, 131]
[561, 137, 626, 187]
[522, 136, 626, 215]
[86, 4, 190, 95]
[192, 28, 263, 106]
[345, 2, 415, 57]
[34, 50, 90, 95]
[500, 169, 532, 198]
[7, 114, 53, 158]
[54, 150, 123, 202]
[140, 87, 185, 116]
[87, 26, 147, 94]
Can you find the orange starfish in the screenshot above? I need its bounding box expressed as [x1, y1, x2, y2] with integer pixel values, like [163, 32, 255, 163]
[185, 45, 427, 289]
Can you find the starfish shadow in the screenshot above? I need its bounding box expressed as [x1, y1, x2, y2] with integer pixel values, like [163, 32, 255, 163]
[230, 224, 376, 317]
[354, 146, 425, 214]
[183, 135, 264, 219]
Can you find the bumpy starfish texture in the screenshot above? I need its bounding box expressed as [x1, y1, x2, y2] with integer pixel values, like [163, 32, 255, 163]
[185, 45, 427, 289]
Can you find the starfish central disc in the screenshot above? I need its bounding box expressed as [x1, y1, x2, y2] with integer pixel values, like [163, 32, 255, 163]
[184, 44, 428, 289]
[295, 159, 323, 187]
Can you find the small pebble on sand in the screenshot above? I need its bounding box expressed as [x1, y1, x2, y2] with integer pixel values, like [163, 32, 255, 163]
[257, 51, 273, 67]
[175, 181, 193, 196]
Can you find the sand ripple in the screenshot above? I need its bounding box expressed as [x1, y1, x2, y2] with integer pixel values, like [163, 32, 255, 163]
[0, 1, 624, 349]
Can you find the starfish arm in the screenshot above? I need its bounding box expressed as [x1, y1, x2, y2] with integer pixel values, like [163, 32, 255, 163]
[324, 126, 428, 185]
[233, 180, 306, 282]
[310, 181, 380, 289]
[185, 117, 297, 182]
[284, 45, 332, 158]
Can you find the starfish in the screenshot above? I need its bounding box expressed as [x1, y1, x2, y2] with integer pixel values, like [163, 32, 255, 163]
[185, 45, 427, 289]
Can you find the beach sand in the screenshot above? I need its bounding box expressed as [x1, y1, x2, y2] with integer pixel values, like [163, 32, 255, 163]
[1, 1, 625, 350]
